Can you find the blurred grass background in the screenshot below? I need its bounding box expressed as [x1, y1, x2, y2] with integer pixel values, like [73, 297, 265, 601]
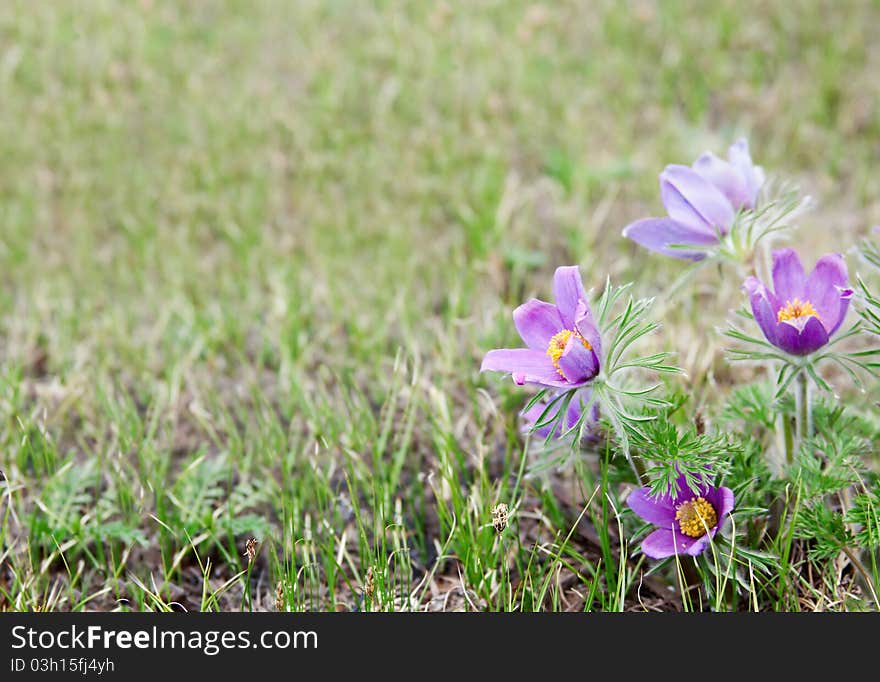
[1, 0, 878, 610]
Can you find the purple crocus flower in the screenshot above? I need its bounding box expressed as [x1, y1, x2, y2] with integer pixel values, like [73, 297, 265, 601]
[481, 266, 602, 389]
[743, 248, 853, 356]
[520, 388, 598, 440]
[623, 139, 764, 260]
[627, 472, 734, 559]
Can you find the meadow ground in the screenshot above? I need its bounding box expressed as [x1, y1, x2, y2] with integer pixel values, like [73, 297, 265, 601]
[1, 1, 879, 612]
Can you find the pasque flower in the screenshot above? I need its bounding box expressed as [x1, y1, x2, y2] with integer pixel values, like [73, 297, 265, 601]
[623, 139, 764, 260]
[520, 388, 598, 440]
[627, 472, 734, 559]
[481, 266, 602, 388]
[743, 248, 853, 356]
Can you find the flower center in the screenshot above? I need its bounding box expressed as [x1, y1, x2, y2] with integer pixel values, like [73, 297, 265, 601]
[546, 329, 592, 377]
[777, 298, 820, 324]
[675, 497, 717, 538]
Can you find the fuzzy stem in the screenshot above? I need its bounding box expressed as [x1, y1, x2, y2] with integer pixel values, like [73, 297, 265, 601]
[769, 405, 790, 537]
[782, 411, 795, 468]
[629, 452, 648, 487]
[794, 370, 812, 450]
[605, 388, 647, 486]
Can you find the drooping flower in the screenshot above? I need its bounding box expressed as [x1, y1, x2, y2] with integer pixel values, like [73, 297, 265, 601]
[743, 248, 853, 356]
[623, 138, 764, 260]
[481, 266, 602, 389]
[520, 388, 598, 440]
[627, 472, 734, 559]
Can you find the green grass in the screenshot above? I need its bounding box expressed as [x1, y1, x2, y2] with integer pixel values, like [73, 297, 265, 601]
[1, 0, 879, 611]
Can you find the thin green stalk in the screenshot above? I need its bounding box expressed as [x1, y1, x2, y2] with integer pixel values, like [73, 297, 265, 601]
[242, 561, 253, 612]
[782, 411, 794, 467]
[508, 439, 531, 510]
[794, 370, 812, 449]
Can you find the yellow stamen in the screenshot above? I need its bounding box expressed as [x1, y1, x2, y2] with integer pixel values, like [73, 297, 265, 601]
[675, 497, 717, 539]
[777, 298, 820, 324]
[546, 329, 592, 377]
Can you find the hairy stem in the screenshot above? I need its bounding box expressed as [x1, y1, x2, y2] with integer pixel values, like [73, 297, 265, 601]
[629, 452, 648, 487]
[794, 370, 812, 451]
[782, 411, 794, 468]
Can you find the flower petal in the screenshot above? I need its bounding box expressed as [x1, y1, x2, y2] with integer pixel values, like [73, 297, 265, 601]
[827, 289, 854, 338]
[627, 487, 676, 526]
[679, 529, 712, 557]
[707, 486, 735, 529]
[639, 528, 678, 559]
[728, 138, 764, 208]
[520, 400, 550, 438]
[566, 389, 595, 431]
[513, 299, 565, 350]
[771, 248, 807, 302]
[742, 275, 764, 298]
[556, 335, 599, 385]
[660, 165, 735, 235]
[639, 525, 715, 559]
[671, 471, 710, 503]
[744, 277, 779, 347]
[481, 349, 568, 387]
[804, 253, 851, 336]
[622, 217, 718, 260]
[520, 396, 563, 440]
[775, 315, 829, 356]
[522, 388, 596, 440]
[693, 151, 751, 211]
[574, 301, 603, 366]
[552, 266, 587, 329]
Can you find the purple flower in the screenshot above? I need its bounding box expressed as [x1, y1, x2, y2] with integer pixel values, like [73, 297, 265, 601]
[521, 388, 598, 440]
[623, 139, 764, 260]
[627, 473, 735, 559]
[692, 138, 764, 211]
[481, 266, 602, 389]
[743, 248, 853, 356]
